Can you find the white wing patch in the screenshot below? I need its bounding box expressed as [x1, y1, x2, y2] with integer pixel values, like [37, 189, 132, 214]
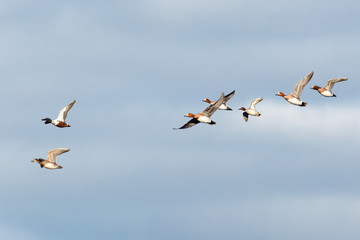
[46, 148, 70, 163]
[324, 78, 348, 91]
[249, 97, 263, 110]
[291, 71, 314, 98]
[56, 100, 76, 122]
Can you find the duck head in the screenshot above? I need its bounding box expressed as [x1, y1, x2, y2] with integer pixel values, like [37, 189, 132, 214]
[32, 158, 41, 163]
[184, 113, 195, 118]
[239, 107, 246, 111]
[311, 85, 320, 90]
[275, 92, 285, 97]
[41, 118, 52, 124]
[32, 158, 44, 168]
[202, 98, 212, 104]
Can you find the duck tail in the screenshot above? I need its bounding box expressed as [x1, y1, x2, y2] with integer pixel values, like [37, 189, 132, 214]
[301, 102, 307, 107]
[209, 121, 216, 125]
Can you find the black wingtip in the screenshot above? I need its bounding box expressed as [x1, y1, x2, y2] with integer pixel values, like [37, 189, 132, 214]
[226, 90, 235, 97]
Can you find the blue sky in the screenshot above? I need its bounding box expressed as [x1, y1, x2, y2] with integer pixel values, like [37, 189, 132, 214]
[0, 0, 359, 239]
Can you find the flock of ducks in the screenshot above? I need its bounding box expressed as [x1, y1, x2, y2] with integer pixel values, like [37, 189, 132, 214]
[174, 71, 348, 129]
[32, 100, 76, 169]
[32, 71, 347, 169]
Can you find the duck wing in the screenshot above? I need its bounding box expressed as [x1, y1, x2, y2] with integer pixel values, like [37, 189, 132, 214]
[243, 112, 249, 122]
[56, 100, 76, 122]
[46, 148, 70, 163]
[324, 78, 348, 91]
[291, 71, 314, 98]
[224, 90, 235, 103]
[249, 97, 263, 110]
[202, 92, 225, 117]
[173, 118, 200, 130]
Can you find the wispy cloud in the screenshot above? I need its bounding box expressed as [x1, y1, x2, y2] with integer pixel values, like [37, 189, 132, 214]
[215, 100, 360, 140]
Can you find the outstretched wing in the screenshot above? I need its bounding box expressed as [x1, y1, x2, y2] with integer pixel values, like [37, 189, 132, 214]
[243, 112, 249, 122]
[249, 97, 263, 110]
[224, 90, 235, 103]
[173, 118, 200, 130]
[46, 148, 70, 163]
[202, 92, 225, 117]
[56, 100, 76, 122]
[291, 71, 314, 98]
[324, 78, 348, 91]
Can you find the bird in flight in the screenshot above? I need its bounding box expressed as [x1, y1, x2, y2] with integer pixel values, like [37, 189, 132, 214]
[202, 90, 235, 110]
[311, 77, 348, 97]
[42, 100, 76, 127]
[32, 148, 70, 169]
[239, 97, 263, 122]
[276, 71, 314, 106]
[174, 93, 225, 130]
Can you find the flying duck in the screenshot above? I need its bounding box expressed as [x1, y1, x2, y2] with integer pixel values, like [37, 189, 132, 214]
[174, 93, 225, 130]
[311, 77, 348, 97]
[202, 90, 235, 110]
[276, 71, 314, 106]
[32, 148, 70, 169]
[42, 100, 76, 127]
[239, 97, 263, 122]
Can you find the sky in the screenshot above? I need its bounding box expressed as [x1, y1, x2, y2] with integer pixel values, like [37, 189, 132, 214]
[0, 0, 359, 239]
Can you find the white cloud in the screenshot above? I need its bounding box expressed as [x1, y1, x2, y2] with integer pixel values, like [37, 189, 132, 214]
[216, 100, 360, 141]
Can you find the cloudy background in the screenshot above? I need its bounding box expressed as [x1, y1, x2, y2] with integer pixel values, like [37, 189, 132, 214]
[0, 0, 359, 239]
